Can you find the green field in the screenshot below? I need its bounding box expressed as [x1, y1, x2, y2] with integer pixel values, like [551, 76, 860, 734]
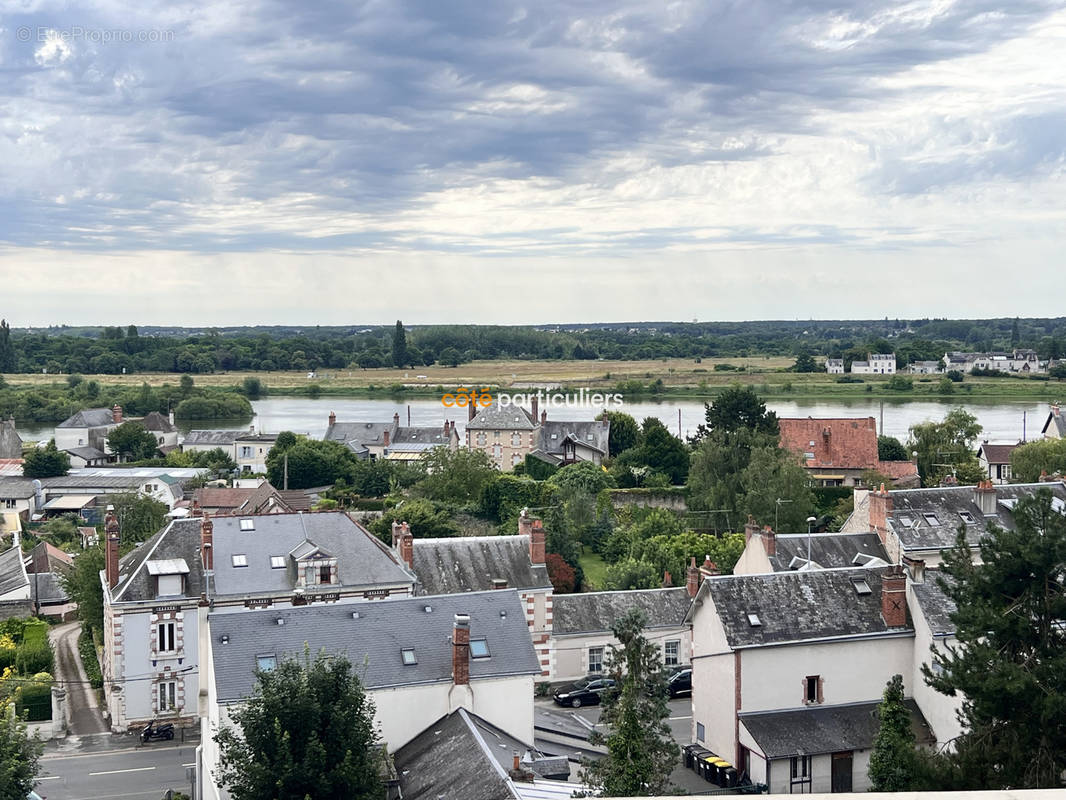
[579, 551, 609, 590]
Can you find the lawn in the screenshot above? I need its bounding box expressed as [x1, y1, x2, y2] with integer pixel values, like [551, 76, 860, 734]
[579, 551, 609, 591]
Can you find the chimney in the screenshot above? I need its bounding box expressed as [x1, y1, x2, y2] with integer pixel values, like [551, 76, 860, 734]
[1039, 469, 1051, 482]
[602, 412, 609, 428]
[531, 395, 538, 423]
[469, 401, 477, 422]
[513, 753, 520, 771]
[906, 557, 926, 584]
[518, 508, 533, 538]
[869, 484, 892, 547]
[190, 498, 202, 518]
[700, 554, 719, 578]
[881, 565, 907, 628]
[492, 578, 508, 590]
[200, 513, 214, 572]
[661, 570, 673, 588]
[761, 525, 776, 557]
[112, 404, 123, 424]
[328, 411, 336, 428]
[452, 614, 471, 686]
[743, 515, 760, 544]
[391, 520, 404, 549]
[974, 480, 997, 516]
[530, 519, 545, 565]
[444, 419, 450, 436]
[822, 426, 831, 446]
[540, 409, 547, 426]
[400, 522, 414, 568]
[383, 429, 390, 448]
[168, 409, 175, 426]
[105, 509, 120, 589]
[686, 557, 700, 598]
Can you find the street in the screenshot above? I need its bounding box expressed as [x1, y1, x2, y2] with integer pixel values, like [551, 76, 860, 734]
[37, 735, 198, 800]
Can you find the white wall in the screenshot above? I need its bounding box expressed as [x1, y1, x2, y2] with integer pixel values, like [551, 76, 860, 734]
[908, 586, 964, 748]
[552, 627, 691, 682]
[732, 537, 773, 576]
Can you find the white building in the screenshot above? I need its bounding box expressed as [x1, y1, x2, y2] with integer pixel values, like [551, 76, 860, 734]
[850, 354, 895, 375]
[908, 361, 942, 375]
[824, 359, 844, 374]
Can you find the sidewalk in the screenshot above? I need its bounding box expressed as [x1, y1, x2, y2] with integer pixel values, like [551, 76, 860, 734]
[48, 621, 108, 736]
[43, 726, 201, 758]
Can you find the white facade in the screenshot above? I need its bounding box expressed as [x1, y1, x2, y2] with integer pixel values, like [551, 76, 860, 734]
[825, 359, 844, 374]
[550, 627, 690, 682]
[851, 354, 895, 374]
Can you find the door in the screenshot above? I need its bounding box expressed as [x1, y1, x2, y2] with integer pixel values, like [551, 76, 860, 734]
[831, 751, 853, 793]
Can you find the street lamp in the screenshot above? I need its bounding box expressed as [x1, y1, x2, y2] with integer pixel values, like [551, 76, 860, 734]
[806, 516, 817, 568]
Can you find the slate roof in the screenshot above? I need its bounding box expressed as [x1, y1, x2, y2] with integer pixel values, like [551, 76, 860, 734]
[39, 475, 171, 490]
[209, 590, 540, 701]
[977, 442, 1018, 464]
[768, 533, 889, 572]
[0, 478, 36, 499]
[740, 699, 933, 758]
[29, 572, 69, 604]
[392, 426, 455, 447]
[886, 482, 1066, 553]
[112, 518, 208, 602]
[537, 420, 609, 457]
[0, 545, 30, 596]
[698, 567, 909, 648]
[552, 588, 691, 635]
[57, 408, 115, 429]
[910, 573, 956, 637]
[779, 417, 879, 471]
[140, 412, 176, 433]
[410, 536, 551, 595]
[274, 490, 312, 512]
[63, 446, 108, 461]
[0, 420, 21, 460]
[325, 421, 393, 446]
[182, 430, 240, 447]
[393, 709, 522, 800]
[467, 403, 537, 431]
[1043, 409, 1066, 437]
[234, 432, 278, 443]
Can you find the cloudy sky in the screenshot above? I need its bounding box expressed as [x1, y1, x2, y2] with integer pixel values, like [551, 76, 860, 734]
[2, 0, 1065, 326]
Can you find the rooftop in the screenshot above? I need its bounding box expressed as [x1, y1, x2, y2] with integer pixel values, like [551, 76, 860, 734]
[411, 536, 551, 595]
[467, 403, 537, 431]
[182, 430, 241, 447]
[57, 408, 115, 429]
[910, 573, 956, 637]
[0, 544, 30, 596]
[552, 587, 691, 635]
[536, 420, 609, 457]
[779, 417, 879, 471]
[768, 532, 890, 572]
[977, 442, 1019, 464]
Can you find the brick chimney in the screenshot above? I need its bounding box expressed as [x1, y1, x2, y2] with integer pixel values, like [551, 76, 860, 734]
[974, 480, 997, 516]
[540, 409, 547, 426]
[518, 508, 533, 537]
[602, 412, 609, 428]
[686, 557, 700, 598]
[190, 498, 202, 518]
[531, 396, 538, 423]
[761, 525, 776, 557]
[661, 570, 673, 588]
[328, 411, 336, 427]
[530, 519, 545, 565]
[452, 614, 470, 686]
[469, 401, 477, 422]
[112, 404, 123, 424]
[881, 565, 907, 628]
[105, 509, 120, 589]
[869, 484, 892, 547]
[383, 429, 390, 448]
[743, 515, 760, 544]
[391, 520, 404, 549]
[700, 554, 719, 578]
[400, 522, 413, 568]
[200, 513, 214, 572]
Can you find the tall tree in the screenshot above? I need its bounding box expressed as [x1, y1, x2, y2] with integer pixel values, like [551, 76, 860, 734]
[581, 608, 678, 795]
[908, 408, 984, 485]
[110, 492, 169, 546]
[392, 320, 408, 369]
[413, 447, 496, 504]
[692, 384, 778, 442]
[215, 650, 383, 800]
[615, 417, 689, 484]
[60, 545, 105, 634]
[791, 350, 818, 373]
[598, 410, 639, 457]
[924, 490, 1066, 788]
[1009, 437, 1066, 482]
[22, 439, 71, 479]
[869, 674, 921, 791]
[107, 422, 160, 461]
[0, 319, 14, 372]
[877, 435, 910, 462]
[1010, 317, 1020, 348]
[0, 696, 43, 800]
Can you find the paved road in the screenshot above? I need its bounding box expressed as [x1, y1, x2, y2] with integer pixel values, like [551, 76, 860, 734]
[49, 622, 108, 735]
[38, 736, 198, 800]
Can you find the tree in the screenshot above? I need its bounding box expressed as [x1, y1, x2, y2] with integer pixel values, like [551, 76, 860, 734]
[924, 490, 1066, 788]
[22, 439, 70, 479]
[413, 447, 496, 505]
[602, 558, 661, 590]
[392, 320, 408, 369]
[631, 531, 746, 579]
[110, 492, 169, 546]
[1009, 437, 1066, 482]
[694, 384, 778, 440]
[581, 609, 678, 796]
[877, 435, 909, 462]
[616, 417, 689, 485]
[869, 674, 922, 791]
[792, 351, 818, 373]
[369, 499, 459, 540]
[545, 553, 576, 593]
[598, 411, 639, 457]
[107, 422, 160, 461]
[548, 460, 615, 495]
[908, 408, 984, 485]
[60, 544, 105, 634]
[1011, 317, 1020, 348]
[0, 319, 14, 372]
[738, 446, 816, 532]
[215, 650, 383, 800]
[0, 695, 43, 800]
[266, 437, 358, 490]
[438, 347, 461, 367]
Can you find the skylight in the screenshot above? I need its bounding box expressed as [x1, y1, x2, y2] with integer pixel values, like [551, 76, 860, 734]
[898, 516, 913, 528]
[256, 654, 277, 672]
[923, 512, 940, 526]
[747, 613, 762, 627]
[239, 519, 254, 531]
[401, 648, 417, 665]
[470, 639, 490, 659]
[852, 578, 872, 595]
[231, 554, 248, 567]
[270, 556, 285, 569]
[958, 511, 975, 524]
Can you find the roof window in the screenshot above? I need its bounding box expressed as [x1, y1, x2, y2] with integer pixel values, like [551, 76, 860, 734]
[898, 516, 913, 527]
[401, 648, 417, 665]
[851, 578, 872, 595]
[958, 511, 975, 524]
[747, 613, 762, 627]
[256, 654, 277, 672]
[270, 556, 285, 569]
[231, 554, 248, 567]
[470, 639, 490, 659]
[239, 519, 254, 531]
[923, 512, 940, 526]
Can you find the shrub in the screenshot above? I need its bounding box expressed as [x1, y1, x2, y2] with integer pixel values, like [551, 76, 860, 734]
[713, 363, 738, 371]
[946, 370, 964, 383]
[79, 628, 103, 690]
[16, 641, 54, 675]
[835, 376, 863, 384]
[886, 375, 913, 391]
[16, 681, 52, 721]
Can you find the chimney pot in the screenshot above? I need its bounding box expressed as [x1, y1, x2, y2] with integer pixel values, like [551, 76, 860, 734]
[383, 429, 390, 448]
[881, 565, 907, 627]
[328, 411, 336, 427]
[540, 409, 547, 425]
[394, 412, 400, 426]
[105, 511, 120, 589]
[686, 556, 700, 598]
[531, 396, 538, 424]
[112, 404, 123, 424]
[762, 524, 776, 557]
[201, 513, 214, 572]
[529, 518, 545, 565]
[400, 524, 414, 568]
[661, 570, 672, 588]
[452, 613, 471, 685]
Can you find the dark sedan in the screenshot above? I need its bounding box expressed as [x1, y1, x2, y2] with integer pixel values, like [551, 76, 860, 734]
[552, 677, 616, 708]
[667, 667, 692, 697]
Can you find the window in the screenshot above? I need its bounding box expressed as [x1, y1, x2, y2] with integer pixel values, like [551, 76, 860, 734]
[3, 499, 16, 509]
[319, 565, 332, 584]
[240, 446, 254, 458]
[923, 512, 940, 526]
[158, 680, 177, 712]
[696, 722, 705, 742]
[511, 432, 521, 446]
[157, 622, 176, 653]
[804, 675, 822, 704]
[270, 556, 285, 569]
[231, 554, 248, 567]
[144, 483, 157, 493]
[401, 648, 417, 665]
[256, 654, 277, 672]
[747, 613, 762, 627]
[511, 452, 522, 466]
[664, 640, 680, 666]
[492, 444, 502, 459]
[791, 755, 813, 792]
[239, 518, 255, 531]
[470, 639, 490, 659]
[493, 430, 500, 440]
[304, 565, 316, 585]
[588, 646, 604, 674]
[476, 432, 487, 446]
[851, 578, 871, 595]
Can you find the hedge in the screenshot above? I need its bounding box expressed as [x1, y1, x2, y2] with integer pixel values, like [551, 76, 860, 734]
[16, 641, 54, 675]
[79, 628, 103, 690]
[16, 681, 52, 721]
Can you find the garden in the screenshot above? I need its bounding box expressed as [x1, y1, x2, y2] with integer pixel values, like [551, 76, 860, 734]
[0, 617, 55, 721]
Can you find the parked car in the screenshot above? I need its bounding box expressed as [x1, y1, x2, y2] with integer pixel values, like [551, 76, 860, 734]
[667, 667, 692, 697]
[552, 677, 616, 708]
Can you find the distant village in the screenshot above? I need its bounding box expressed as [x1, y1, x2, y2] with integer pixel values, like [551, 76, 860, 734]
[1, 386, 1065, 798]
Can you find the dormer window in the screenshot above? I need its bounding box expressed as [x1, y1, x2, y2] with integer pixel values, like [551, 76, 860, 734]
[240, 519, 255, 531]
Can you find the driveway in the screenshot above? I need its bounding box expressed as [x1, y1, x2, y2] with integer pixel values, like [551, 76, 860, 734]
[49, 622, 108, 735]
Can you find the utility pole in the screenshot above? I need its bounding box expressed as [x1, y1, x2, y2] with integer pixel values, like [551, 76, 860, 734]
[283, 452, 289, 491]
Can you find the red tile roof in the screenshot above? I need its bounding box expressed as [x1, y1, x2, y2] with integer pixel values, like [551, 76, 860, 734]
[779, 417, 880, 470]
[191, 487, 256, 511]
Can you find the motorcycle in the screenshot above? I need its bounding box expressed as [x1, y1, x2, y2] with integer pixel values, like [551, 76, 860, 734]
[141, 720, 175, 743]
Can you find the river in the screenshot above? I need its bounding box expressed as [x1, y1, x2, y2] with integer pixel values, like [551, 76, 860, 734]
[14, 396, 1051, 445]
